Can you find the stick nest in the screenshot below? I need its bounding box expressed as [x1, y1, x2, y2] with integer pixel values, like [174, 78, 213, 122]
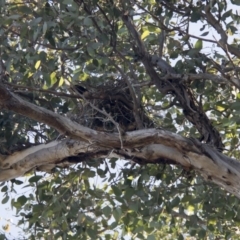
[69, 80, 153, 132]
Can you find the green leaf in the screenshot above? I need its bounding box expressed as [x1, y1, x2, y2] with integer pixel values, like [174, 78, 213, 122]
[8, 15, 21, 20]
[28, 175, 42, 183]
[111, 185, 122, 197]
[222, 10, 232, 21]
[18, 5, 32, 14]
[43, 22, 48, 35]
[191, 10, 201, 22]
[194, 39, 203, 50]
[231, 0, 240, 6]
[50, 72, 57, 86]
[2, 195, 9, 204]
[82, 169, 96, 178]
[90, 42, 102, 49]
[141, 30, 150, 40]
[92, 59, 98, 67]
[112, 207, 122, 221]
[170, 51, 179, 59]
[17, 195, 28, 206]
[147, 235, 155, 240]
[200, 31, 209, 36]
[1, 186, 8, 192]
[30, 17, 42, 25]
[148, 25, 160, 33]
[84, 17, 92, 26]
[35, 60, 41, 70]
[13, 180, 24, 185]
[58, 77, 64, 87]
[102, 206, 111, 217]
[230, 102, 240, 111]
[45, 30, 56, 47]
[171, 196, 180, 208]
[198, 229, 206, 238]
[227, 25, 238, 35]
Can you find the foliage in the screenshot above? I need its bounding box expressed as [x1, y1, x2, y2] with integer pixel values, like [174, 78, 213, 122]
[1, 0, 240, 239]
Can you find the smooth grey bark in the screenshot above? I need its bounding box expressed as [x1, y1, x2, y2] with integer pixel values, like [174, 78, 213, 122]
[0, 83, 240, 198]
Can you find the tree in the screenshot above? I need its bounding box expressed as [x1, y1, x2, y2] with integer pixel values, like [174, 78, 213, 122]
[1, 0, 240, 239]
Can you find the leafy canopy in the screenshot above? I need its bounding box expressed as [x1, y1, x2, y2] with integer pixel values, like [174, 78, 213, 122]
[1, 0, 240, 239]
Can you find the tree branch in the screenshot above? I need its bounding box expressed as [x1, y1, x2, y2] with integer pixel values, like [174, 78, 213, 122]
[122, 13, 224, 150]
[203, 3, 240, 58]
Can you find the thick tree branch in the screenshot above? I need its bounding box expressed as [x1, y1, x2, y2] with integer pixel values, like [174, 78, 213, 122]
[122, 14, 224, 150]
[0, 83, 118, 145]
[0, 127, 239, 199]
[0, 83, 240, 198]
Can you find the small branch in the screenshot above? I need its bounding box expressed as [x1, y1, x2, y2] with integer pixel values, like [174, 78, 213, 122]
[72, 86, 124, 148]
[6, 83, 80, 98]
[150, 98, 177, 110]
[202, 3, 240, 58]
[158, 28, 165, 58]
[179, 30, 217, 44]
[211, 37, 240, 89]
[112, 53, 144, 129]
[122, 13, 147, 56]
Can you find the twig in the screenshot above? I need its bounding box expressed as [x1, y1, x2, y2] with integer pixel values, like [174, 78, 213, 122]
[6, 82, 80, 98]
[111, 59, 144, 129]
[72, 86, 124, 148]
[212, 36, 240, 89]
[202, 2, 240, 58]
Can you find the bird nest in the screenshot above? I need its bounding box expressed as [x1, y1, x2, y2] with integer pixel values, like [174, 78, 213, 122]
[69, 81, 153, 132]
